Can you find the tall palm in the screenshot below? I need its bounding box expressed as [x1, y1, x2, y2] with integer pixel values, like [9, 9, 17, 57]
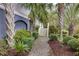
[58, 3, 64, 41]
[47, 5, 58, 27]
[3, 3, 15, 48]
[64, 4, 79, 35]
[23, 3, 53, 29]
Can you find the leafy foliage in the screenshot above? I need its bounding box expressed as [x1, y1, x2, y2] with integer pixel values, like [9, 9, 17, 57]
[32, 31, 38, 39]
[73, 34, 79, 39]
[14, 42, 29, 52]
[13, 29, 31, 42]
[0, 40, 8, 55]
[49, 34, 58, 41]
[13, 29, 34, 52]
[23, 3, 53, 27]
[67, 38, 79, 50]
[64, 4, 79, 28]
[23, 37, 34, 50]
[49, 25, 59, 34]
[63, 36, 74, 44]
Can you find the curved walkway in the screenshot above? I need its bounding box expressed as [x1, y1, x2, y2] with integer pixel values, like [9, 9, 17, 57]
[29, 36, 51, 56]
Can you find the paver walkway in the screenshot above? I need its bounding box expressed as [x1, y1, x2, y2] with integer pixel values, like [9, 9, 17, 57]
[29, 36, 51, 56]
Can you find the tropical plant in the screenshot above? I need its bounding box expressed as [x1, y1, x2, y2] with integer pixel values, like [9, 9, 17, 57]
[49, 34, 58, 41]
[23, 37, 34, 50]
[13, 29, 34, 52]
[32, 31, 38, 39]
[63, 36, 74, 44]
[13, 29, 31, 42]
[14, 41, 29, 53]
[64, 4, 79, 36]
[67, 38, 79, 50]
[49, 25, 59, 34]
[23, 3, 53, 29]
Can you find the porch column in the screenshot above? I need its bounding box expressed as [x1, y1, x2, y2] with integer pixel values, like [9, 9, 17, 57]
[47, 23, 49, 37]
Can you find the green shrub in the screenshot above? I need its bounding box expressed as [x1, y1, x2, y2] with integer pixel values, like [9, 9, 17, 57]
[14, 37, 34, 52]
[49, 34, 58, 41]
[73, 34, 79, 39]
[0, 40, 8, 55]
[57, 34, 67, 38]
[23, 37, 34, 50]
[13, 29, 31, 42]
[62, 29, 68, 35]
[67, 39, 79, 50]
[0, 40, 8, 49]
[49, 25, 59, 34]
[13, 29, 34, 52]
[35, 26, 39, 32]
[63, 36, 74, 44]
[14, 42, 29, 52]
[32, 31, 38, 39]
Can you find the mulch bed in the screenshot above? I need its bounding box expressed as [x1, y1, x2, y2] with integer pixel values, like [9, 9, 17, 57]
[7, 49, 29, 56]
[48, 40, 76, 56]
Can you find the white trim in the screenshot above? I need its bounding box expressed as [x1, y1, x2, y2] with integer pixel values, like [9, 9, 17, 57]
[0, 4, 30, 20]
[14, 11, 30, 20]
[0, 4, 5, 10]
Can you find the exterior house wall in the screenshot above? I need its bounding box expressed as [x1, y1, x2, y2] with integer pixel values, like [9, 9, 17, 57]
[14, 15, 30, 31]
[0, 9, 6, 39]
[0, 8, 30, 39]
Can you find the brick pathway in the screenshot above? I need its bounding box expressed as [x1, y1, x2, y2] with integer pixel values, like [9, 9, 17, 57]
[29, 36, 51, 56]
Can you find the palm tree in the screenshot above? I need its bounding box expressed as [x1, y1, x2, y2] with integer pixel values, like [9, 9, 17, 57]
[23, 3, 53, 29]
[58, 3, 64, 41]
[64, 4, 79, 36]
[3, 3, 15, 48]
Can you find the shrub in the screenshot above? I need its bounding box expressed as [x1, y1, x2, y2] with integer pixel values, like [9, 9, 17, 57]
[63, 36, 74, 44]
[13, 29, 31, 42]
[73, 34, 79, 39]
[62, 29, 68, 35]
[67, 39, 79, 50]
[49, 25, 59, 34]
[35, 26, 39, 32]
[0, 40, 8, 55]
[23, 37, 34, 50]
[32, 31, 38, 39]
[56, 34, 67, 38]
[14, 42, 29, 53]
[49, 34, 58, 41]
[14, 37, 34, 52]
[13, 29, 34, 52]
[0, 40, 8, 49]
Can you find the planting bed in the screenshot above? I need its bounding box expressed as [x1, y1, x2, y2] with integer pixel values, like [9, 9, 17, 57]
[7, 49, 29, 56]
[48, 40, 75, 56]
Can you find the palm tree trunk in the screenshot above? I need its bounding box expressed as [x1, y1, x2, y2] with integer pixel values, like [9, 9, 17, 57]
[3, 3, 15, 48]
[68, 22, 74, 36]
[58, 3, 64, 41]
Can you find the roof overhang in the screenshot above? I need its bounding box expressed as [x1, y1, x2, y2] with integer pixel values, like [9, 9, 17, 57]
[14, 11, 30, 20]
[0, 4, 5, 10]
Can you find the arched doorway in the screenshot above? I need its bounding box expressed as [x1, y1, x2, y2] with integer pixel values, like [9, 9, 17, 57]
[15, 20, 27, 31]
